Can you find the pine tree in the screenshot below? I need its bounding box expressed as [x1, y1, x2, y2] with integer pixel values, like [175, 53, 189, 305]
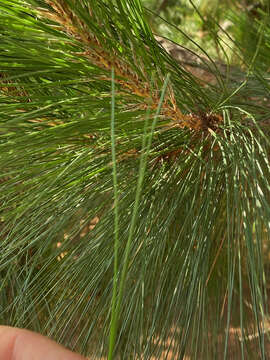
[1, 0, 270, 358]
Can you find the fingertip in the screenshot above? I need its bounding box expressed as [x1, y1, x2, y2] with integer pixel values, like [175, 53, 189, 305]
[0, 326, 86, 360]
[0, 326, 18, 360]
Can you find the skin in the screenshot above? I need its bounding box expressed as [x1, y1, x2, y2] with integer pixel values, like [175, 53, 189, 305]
[0, 326, 86, 360]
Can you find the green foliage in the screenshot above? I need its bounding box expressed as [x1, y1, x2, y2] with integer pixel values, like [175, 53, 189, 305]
[1, 0, 270, 359]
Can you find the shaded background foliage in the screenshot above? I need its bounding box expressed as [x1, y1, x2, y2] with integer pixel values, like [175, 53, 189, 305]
[1, 0, 270, 359]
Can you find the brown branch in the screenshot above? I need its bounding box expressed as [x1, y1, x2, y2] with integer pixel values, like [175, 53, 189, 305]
[39, 0, 223, 132]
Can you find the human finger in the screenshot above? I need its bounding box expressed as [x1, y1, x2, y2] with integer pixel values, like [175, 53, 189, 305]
[0, 326, 86, 360]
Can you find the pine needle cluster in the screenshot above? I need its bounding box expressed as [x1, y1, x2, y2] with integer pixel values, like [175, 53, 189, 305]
[1, 0, 270, 359]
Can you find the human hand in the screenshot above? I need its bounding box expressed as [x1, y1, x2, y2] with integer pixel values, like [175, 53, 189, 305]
[0, 326, 86, 360]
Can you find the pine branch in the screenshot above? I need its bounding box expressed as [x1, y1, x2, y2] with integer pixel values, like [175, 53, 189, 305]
[38, 0, 223, 132]
[1, 1, 270, 359]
